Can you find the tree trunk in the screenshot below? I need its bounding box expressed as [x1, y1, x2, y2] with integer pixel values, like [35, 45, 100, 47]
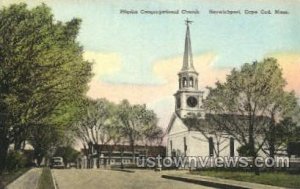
[249, 117, 260, 175]
[0, 140, 9, 173]
[269, 115, 276, 158]
[14, 139, 22, 151]
[37, 155, 43, 167]
[96, 144, 100, 168]
[108, 146, 113, 165]
[130, 140, 135, 163]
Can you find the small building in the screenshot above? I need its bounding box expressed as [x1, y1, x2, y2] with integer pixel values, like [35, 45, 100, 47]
[79, 144, 166, 168]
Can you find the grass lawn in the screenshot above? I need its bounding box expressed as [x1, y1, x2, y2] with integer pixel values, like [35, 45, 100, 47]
[0, 167, 30, 187]
[191, 170, 300, 188]
[37, 167, 55, 189]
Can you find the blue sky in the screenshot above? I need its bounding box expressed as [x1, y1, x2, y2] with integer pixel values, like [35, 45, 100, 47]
[4, 0, 299, 85]
[2, 0, 300, 130]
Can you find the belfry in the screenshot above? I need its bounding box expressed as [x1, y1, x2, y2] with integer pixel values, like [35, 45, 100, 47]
[174, 19, 205, 119]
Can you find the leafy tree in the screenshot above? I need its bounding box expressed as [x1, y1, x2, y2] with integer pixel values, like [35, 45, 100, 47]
[29, 124, 62, 166]
[5, 151, 27, 171]
[54, 146, 80, 166]
[75, 98, 116, 148]
[0, 3, 92, 171]
[143, 124, 164, 146]
[116, 100, 160, 161]
[204, 58, 299, 173]
[75, 98, 117, 166]
[76, 99, 163, 165]
[274, 117, 300, 157]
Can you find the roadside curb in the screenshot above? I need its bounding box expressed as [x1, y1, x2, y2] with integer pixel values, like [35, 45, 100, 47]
[162, 175, 248, 189]
[50, 169, 58, 189]
[161, 174, 287, 189]
[111, 169, 135, 173]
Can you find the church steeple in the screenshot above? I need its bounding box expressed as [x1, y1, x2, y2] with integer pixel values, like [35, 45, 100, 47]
[174, 19, 205, 119]
[182, 18, 195, 72]
[178, 19, 198, 91]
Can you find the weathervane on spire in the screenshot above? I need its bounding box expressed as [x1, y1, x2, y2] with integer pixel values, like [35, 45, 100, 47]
[185, 18, 193, 26]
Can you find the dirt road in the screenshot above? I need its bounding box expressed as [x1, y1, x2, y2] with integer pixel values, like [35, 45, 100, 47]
[52, 169, 215, 189]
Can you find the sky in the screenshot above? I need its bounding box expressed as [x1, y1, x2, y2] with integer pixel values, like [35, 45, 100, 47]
[1, 0, 300, 132]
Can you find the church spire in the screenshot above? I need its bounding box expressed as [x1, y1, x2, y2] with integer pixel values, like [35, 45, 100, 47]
[181, 18, 195, 72]
[174, 19, 204, 119]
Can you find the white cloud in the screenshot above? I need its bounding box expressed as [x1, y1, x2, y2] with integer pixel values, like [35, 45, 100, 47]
[86, 51, 230, 132]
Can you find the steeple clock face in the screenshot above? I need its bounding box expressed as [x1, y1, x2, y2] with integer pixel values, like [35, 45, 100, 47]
[187, 96, 198, 107]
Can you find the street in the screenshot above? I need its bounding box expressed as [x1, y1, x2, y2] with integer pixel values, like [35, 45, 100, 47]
[52, 169, 215, 189]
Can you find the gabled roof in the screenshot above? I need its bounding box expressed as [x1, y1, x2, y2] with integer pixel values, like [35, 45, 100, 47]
[166, 113, 178, 134]
[183, 113, 270, 133]
[167, 113, 271, 134]
[166, 112, 188, 134]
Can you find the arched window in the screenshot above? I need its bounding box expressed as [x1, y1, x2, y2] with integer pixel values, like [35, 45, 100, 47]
[183, 137, 187, 156]
[179, 78, 181, 89]
[176, 98, 181, 108]
[208, 137, 214, 157]
[230, 137, 234, 157]
[183, 77, 187, 87]
[189, 77, 194, 87]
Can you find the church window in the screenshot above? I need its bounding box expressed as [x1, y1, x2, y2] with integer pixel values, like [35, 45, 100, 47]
[179, 78, 181, 89]
[208, 137, 214, 157]
[189, 77, 194, 87]
[230, 137, 235, 157]
[176, 98, 181, 108]
[183, 77, 187, 87]
[183, 137, 187, 156]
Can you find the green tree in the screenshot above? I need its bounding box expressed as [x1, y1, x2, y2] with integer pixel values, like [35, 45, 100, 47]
[273, 117, 300, 157]
[264, 91, 298, 158]
[75, 98, 116, 166]
[204, 58, 299, 173]
[29, 124, 62, 166]
[143, 124, 164, 146]
[0, 3, 92, 171]
[54, 146, 80, 166]
[116, 100, 160, 161]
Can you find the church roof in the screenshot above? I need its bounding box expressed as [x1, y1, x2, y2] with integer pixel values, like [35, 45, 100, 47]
[166, 111, 271, 135]
[166, 113, 180, 134]
[181, 113, 270, 133]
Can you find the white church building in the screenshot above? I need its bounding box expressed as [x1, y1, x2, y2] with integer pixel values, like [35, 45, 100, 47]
[166, 20, 240, 159]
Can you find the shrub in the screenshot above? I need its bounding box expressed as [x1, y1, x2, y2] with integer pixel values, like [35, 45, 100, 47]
[6, 151, 27, 171]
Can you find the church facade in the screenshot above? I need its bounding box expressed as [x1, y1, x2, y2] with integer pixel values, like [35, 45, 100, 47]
[166, 20, 240, 159]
